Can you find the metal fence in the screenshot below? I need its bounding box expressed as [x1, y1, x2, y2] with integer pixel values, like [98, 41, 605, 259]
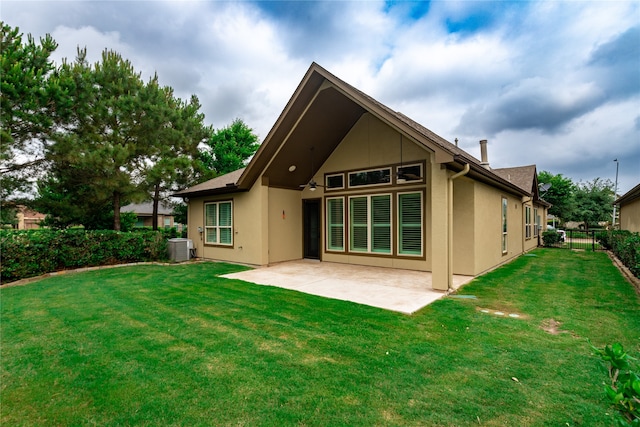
[545, 229, 609, 251]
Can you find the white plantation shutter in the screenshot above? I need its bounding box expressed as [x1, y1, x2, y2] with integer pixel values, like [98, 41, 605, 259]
[327, 198, 344, 251]
[219, 202, 232, 244]
[371, 195, 391, 253]
[204, 201, 233, 245]
[350, 197, 368, 252]
[205, 203, 217, 243]
[399, 193, 422, 255]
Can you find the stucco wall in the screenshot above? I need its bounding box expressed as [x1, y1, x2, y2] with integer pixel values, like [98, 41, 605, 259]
[310, 113, 432, 272]
[452, 177, 475, 275]
[188, 180, 267, 265]
[619, 197, 640, 233]
[470, 181, 523, 275]
[268, 187, 303, 263]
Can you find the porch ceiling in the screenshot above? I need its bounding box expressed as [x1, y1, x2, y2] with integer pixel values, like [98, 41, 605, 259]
[263, 86, 366, 190]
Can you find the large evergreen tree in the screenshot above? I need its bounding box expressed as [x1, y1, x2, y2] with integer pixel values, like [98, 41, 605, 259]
[139, 78, 211, 230]
[0, 22, 68, 203]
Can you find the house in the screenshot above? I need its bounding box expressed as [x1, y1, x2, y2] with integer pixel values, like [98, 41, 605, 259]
[121, 202, 183, 231]
[173, 63, 549, 291]
[15, 206, 46, 229]
[615, 183, 640, 232]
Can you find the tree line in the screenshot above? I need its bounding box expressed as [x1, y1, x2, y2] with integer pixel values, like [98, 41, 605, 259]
[1, 22, 259, 230]
[537, 171, 617, 230]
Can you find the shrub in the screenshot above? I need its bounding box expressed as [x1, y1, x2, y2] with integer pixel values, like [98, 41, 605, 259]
[542, 230, 562, 247]
[0, 229, 169, 283]
[598, 230, 640, 278]
[590, 341, 640, 426]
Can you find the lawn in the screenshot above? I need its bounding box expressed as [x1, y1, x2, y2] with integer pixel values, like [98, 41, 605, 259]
[2, 249, 639, 426]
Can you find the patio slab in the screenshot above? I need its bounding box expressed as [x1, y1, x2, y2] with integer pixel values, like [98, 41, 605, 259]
[221, 260, 474, 314]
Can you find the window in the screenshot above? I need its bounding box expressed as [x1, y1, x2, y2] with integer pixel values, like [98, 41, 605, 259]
[534, 208, 540, 237]
[348, 168, 391, 188]
[325, 174, 344, 190]
[397, 164, 423, 183]
[398, 192, 422, 256]
[326, 197, 344, 251]
[502, 198, 508, 254]
[164, 217, 172, 228]
[349, 194, 391, 254]
[525, 205, 532, 239]
[205, 201, 233, 245]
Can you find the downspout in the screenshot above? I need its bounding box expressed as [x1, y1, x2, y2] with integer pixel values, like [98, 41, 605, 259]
[448, 163, 470, 291]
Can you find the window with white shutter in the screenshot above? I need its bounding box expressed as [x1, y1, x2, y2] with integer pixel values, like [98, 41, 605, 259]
[205, 201, 233, 246]
[398, 192, 422, 256]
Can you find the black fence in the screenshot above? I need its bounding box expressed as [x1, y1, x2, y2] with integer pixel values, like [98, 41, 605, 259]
[544, 229, 609, 251]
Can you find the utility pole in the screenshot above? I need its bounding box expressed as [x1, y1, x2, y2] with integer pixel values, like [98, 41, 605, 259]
[612, 159, 619, 229]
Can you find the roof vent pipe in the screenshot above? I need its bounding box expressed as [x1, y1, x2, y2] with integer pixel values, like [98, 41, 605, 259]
[479, 139, 490, 169]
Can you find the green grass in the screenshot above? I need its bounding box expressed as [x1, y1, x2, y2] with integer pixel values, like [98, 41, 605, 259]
[2, 249, 639, 426]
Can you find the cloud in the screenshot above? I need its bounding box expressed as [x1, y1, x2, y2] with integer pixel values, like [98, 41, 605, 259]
[2, 0, 639, 193]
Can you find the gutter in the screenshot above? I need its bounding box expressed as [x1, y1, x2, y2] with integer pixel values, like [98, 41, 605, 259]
[447, 163, 470, 291]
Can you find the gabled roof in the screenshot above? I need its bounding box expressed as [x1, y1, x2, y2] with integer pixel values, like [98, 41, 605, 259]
[615, 182, 640, 206]
[173, 168, 246, 198]
[174, 62, 533, 198]
[494, 165, 551, 206]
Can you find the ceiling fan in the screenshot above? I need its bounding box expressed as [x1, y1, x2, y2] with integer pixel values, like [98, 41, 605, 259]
[299, 147, 325, 191]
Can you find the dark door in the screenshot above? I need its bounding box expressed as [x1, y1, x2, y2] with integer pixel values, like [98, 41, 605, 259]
[303, 199, 321, 259]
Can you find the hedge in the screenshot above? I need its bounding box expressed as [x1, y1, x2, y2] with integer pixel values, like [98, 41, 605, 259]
[0, 229, 169, 283]
[598, 230, 640, 279]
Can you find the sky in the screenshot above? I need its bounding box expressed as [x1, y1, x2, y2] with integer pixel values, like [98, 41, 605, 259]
[3, 0, 639, 195]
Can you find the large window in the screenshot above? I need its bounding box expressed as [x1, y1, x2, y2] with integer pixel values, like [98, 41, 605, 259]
[502, 198, 508, 254]
[534, 208, 540, 237]
[326, 197, 344, 251]
[349, 195, 391, 254]
[205, 201, 233, 246]
[398, 192, 422, 256]
[525, 205, 532, 239]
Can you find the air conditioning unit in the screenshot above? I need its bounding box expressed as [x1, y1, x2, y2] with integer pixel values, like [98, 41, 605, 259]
[168, 238, 190, 262]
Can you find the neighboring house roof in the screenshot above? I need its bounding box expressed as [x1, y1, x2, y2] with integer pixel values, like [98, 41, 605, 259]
[615, 182, 640, 206]
[493, 165, 550, 206]
[174, 62, 535, 198]
[121, 202, 175, 216]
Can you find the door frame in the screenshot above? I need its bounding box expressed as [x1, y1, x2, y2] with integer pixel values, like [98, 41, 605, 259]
[303, 198, 321, 260]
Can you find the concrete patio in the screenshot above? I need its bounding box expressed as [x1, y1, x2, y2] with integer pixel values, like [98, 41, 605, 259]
[221, 260, 474, 314]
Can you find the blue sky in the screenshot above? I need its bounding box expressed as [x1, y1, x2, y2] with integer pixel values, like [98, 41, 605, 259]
[3, 0, 639, 194]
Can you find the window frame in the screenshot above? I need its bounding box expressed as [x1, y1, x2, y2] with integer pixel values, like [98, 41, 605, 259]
[525, 205, 532, 240]
[534, 208, 540, 237]
[501, 197, 508, 254]
[204, 200, 233, 247]
[347, 167, 392, 189]
[325, 173, 345, 191]
[396, 163, 424, 184]
[347, 193, 392, 255]
[397, 191, 423, 257]
[326, 197, 345, 252]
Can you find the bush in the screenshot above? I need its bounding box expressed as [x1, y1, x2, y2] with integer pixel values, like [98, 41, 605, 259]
[598, 230, 640, 278]
[0, 229, 169, 283]
[590, 341, 640, 426]
[542, 230, 562, 247]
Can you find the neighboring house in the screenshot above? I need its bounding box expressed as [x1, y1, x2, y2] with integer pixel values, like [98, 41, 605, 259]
[174, 63, 549, 291]
[615, 183, 640, 233]
[16, 206, 46, 229]
[121, 202, 182, 231]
